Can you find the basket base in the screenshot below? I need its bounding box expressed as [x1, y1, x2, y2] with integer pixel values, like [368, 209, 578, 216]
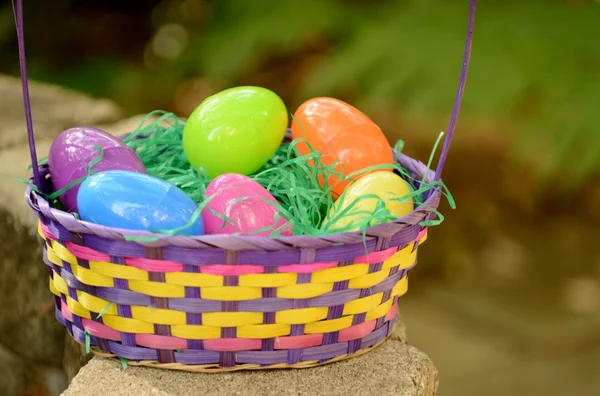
[87, 337, 388, 373]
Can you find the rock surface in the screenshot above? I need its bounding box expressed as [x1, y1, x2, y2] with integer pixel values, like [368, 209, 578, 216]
[0, 74, 122, 396]
[0, 74, 121, 150]
[64, 340, 438, 396]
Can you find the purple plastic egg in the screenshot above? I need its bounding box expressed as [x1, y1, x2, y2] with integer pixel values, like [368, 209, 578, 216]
[48, 127, 146, 212]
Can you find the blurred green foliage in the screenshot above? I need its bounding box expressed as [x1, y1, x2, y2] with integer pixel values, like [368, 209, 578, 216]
[1, 0, 599, 190]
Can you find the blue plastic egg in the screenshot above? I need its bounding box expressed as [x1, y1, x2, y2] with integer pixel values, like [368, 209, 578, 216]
[77, 171, 203, 235]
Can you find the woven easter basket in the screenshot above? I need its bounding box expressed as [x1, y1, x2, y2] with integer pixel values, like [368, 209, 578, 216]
[15, 0, 475, 373]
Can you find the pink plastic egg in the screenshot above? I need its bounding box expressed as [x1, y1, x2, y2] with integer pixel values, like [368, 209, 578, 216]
[48, 127, 146, 212]
[202, 174, 293, 236]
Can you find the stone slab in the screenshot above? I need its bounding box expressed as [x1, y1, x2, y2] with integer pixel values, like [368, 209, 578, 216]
[0, 74, 121, 150]
[64, 340, 438, 396]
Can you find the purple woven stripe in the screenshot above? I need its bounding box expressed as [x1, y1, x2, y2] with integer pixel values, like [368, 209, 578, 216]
[168, 298, 222, 313]
[173, 350, 221, 365]
[38, 218, 421, 265]
[55, 306, 68, 327]
[148, 267, 176, 364]
[371, 270, 403, 294]
[183, 264, 203, 349]
[72, 326, 102, 348]
[77, 258, 91, 269]
[261, 266, 278, 352]
[389, 226, 420, 248]
[352, 312, 368, 326]
[236, 350, 288, 365]
[238, 298, 291, 312]
[112, 273, 136, 347]
[165, 273, 402, 314]
[109, 341, 158, 361]
[321, 258, 352, 352]
[96, 287, 152, 306]
[46, 221, 71, 242]
[60, 269, 97, 295]
[42, 248, 52, 267]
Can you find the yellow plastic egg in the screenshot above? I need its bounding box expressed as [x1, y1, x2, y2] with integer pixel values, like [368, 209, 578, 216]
[322, 171, 414, 232]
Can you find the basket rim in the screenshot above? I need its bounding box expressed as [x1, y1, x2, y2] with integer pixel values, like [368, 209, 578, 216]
[26, 149, 441, 249]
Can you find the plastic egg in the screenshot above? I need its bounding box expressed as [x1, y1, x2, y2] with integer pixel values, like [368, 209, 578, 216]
[291, 98, 393, 197]
[183, 86, 288, 178]
[291, 97, 374, 154]
[320, 123, 395, 196]
[77, 171, 203, 235]
[322, 171, 414, 232]
[202, 173, 292, 236]
[48, 127, 146, 212]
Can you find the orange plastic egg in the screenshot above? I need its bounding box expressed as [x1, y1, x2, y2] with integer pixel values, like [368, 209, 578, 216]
[322, 123, 394, 196]
[291, 97, 374, 155]
[291, 97, 394, 197]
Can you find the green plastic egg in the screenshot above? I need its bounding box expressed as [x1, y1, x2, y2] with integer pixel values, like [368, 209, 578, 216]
[183, 86, 288, 178]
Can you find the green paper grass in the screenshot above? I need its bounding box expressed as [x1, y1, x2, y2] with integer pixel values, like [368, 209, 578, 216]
[121, 111, 454, 238]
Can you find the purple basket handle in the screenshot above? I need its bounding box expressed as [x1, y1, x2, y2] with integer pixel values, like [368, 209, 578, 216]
[14, 0, 475, 189]
[13, 0, 41, 187]
[435, 0, 476, 182]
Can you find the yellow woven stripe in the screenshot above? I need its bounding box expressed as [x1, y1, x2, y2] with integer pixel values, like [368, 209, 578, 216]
[382, 247, 417, 271]
[342, 292, 384, 315]
[201, 286, 262, 301]
[102, 315, 155, 334]
[76, 291, 117, 316]
[276, 282, 333, 299]
[66, 296, 91, 319]
[53, 274, 68, 295]
[46, 244, 63, 267]
[171, 325, 221, 340]
[305, 315, 353, 334]
[37, 222, 44, 239]
[312, 264, 369, 283]
[53, 243, 77, 265]
[128, 280, 185, 298]
[165, 272, 223, 287]
[89, 261, 148, 281]
[348, 269, 390, 289]
[366, 298, 393, 321]
[392, 275, 408, 297]
[130, 306, 187, 325]
[203, 312, 263, 327]
[420, 230, 428, 244]
[70, 263, 114, 287]
[237, 324, 291, 339]
[276, 307, 328, 325]
[49, 277, 60, 296]
[239, 273, 296, 287]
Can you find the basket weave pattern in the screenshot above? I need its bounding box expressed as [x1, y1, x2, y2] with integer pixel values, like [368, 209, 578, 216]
[27, 152, 440, 371]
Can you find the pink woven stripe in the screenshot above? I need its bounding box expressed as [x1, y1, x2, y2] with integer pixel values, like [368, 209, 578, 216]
[385, 302, 398, 322]
[338, 320, 377, 342]
[136, 334, 187, 350]
[204, 338, 262, 352]
[354, 247, 397, 264]
[65, 242, 111, 262]
[200, 264, 265, 276]
[61, 303, 73, 322]
[273, 333, 323, 350]
[81, 318, 121, 341]
[278, 261, 338, 274]
[417, 227, 428, 241]
[125, 257, 184, 272]
[40, 223, 56, 240]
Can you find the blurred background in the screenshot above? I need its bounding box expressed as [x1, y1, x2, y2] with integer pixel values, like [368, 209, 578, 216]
[1, 0, 599, 395]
